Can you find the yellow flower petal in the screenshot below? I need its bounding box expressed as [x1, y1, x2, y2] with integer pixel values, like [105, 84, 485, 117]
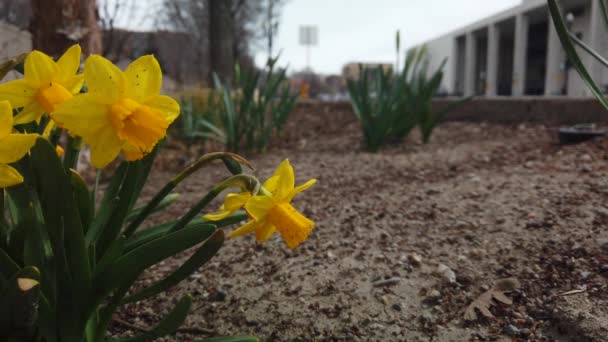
[52, 94, 109, 138]
[124, 55, 162, 101]
[89, 126, 122, 169]
[13, 102, 45, 125]
[224, 192, 252, 211]
[84, 55, 126, 103]
[204, 193, 250, 221]
[273, 159, 295, 201]
[143, 95, 180, 123]
[288, 178, 317, 201]
[203, 207, 233, 221]
[0, 101, 12, 139]
[255, 222, 276, 242]
[0, 134, 38, 164]
[63, 74, 85, 94]
[24, 51, 59, 85]
[263, 175, 279, 193]
[244, 195, 274, 221]
[0, 79, 37, 108]
[227, 219, 262, 238]
[0, 163, 24, 188]
[56, 44, 81, 82]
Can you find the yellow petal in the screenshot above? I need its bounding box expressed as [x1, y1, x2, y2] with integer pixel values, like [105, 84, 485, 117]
[224, 192, 252, 211]
[227, 219, 261, 238]
[89, 126, 122, 169]
[52, 94, 109, 139]
[56, 45, 81, 82]
[263, 175, 279, 193]
[287, 178, 317, 201]
[143, 95, 180, 123]
[63, 74, 85, 94]
[13, 101, 45, 125]
[0, 79, 37, 108]
[84, 55, 126, 103]
[24, 50, 59, 85]
[244, 195, 274, 221]
[255, 222, 276, 242]
[124, 55, 162, 101]
[0, 101, 13, 139]
[273, 159, 295, 200]
[0, 134, 38, 164]
[203, 207, 233, 221]
[0, 163, 24, 188]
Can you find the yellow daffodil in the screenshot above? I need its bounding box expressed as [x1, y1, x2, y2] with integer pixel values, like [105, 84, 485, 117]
[0, 101, 38, 187]
[0, 45, 84, 124]
[205, 160, 316, 249]
[52, 54, 179, 168]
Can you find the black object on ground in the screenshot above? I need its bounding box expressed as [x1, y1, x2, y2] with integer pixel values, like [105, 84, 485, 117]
[558, 124, 606, 145]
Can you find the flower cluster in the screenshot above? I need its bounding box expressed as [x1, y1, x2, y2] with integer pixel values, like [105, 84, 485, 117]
[0, 44, 179, 183]
[205, 159, 316, 249]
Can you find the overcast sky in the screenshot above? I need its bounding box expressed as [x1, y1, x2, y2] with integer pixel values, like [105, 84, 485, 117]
[107, 0, 523, 74]
[262, 0, 522, 74]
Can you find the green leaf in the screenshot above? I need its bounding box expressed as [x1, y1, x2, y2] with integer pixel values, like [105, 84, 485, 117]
[86, 163, 128, 246]
[94, 224, 217, 298]
[70, 170, 94, 230]
[125, 212, 246, 252]
[120, 296, 192, 342]
[125, 193, 180, 223]
[30, 138, 91, 291]
[122, 230, 223, 303]
[0, 248, 20, 280]
[547, 0, 608, 110]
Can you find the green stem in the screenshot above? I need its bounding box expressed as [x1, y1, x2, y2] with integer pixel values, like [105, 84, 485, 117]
[168, 174, 260, 234]
[122, 153, 252, 238]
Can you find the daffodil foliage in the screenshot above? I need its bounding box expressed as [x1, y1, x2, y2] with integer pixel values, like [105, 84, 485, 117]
[0, 46, 315, 342]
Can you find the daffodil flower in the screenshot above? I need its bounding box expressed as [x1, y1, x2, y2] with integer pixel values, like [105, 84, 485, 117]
[0, 45, 84, 124]
[52, 54, 179, 168]
[206, 160, 316, 249]
[0, 101, 38, 187]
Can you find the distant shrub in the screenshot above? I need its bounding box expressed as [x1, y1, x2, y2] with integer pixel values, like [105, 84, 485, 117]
[173, 90, 225, 145]
[213, 57, 298, 153]
[347, 46, 468, 151]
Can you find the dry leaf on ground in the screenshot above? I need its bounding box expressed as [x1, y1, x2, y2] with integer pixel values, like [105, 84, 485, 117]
[464, 278, 521, 321]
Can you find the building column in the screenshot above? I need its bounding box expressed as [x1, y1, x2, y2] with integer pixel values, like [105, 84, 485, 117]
[587, 0, 607, 95]
[545, 10, 566, 96]
[464, 32, 476, 96]
[512, 13, 529, 96]
[486, 24, 500, 96]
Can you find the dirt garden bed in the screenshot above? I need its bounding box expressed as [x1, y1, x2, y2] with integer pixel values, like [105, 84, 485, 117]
[110, 105, 608, 341]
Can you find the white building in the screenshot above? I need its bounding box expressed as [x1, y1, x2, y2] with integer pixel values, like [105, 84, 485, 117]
[419, 0, 608, 97]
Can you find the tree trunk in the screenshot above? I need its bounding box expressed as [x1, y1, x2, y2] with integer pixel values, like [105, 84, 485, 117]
[209, 0, 234, 84]
[30, 0, 102, 58]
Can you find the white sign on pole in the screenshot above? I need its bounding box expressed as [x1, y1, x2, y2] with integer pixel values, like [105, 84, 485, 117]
[299, 25, 318, 46]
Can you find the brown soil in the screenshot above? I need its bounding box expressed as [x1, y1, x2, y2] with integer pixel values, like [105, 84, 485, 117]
[111, 107, 608, 341]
